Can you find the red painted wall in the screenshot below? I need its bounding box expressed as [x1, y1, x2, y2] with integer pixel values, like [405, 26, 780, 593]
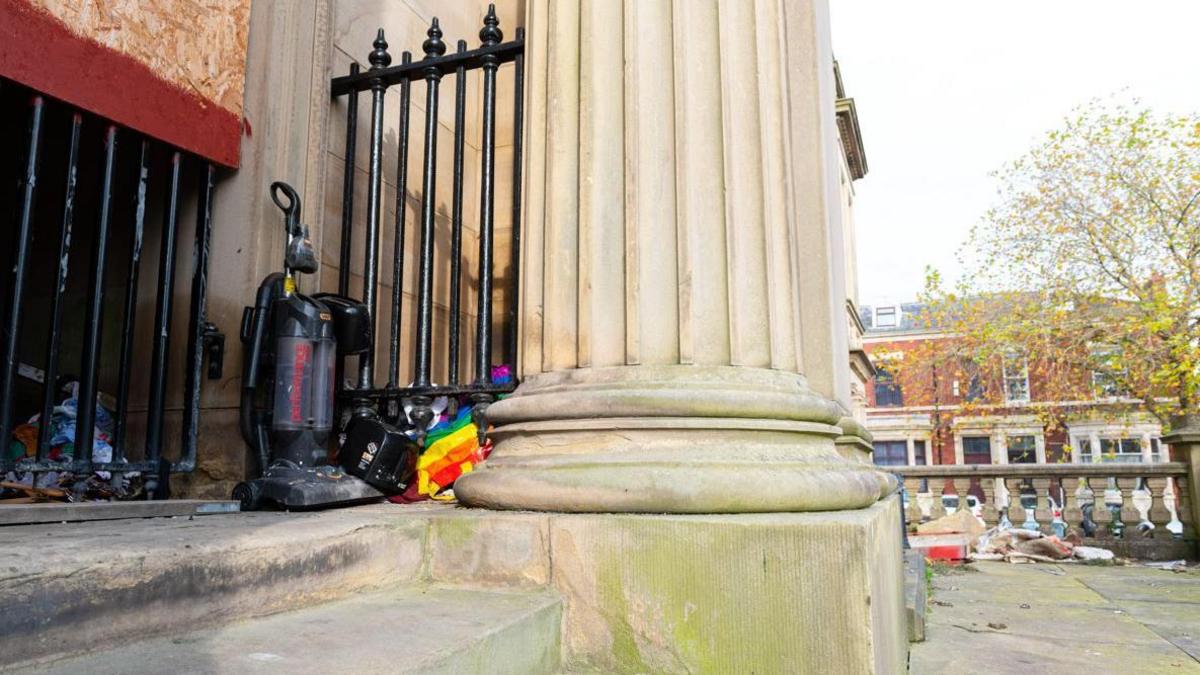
[0, 1, 243, 167]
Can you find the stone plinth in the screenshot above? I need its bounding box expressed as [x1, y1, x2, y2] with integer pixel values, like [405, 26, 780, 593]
[421, 498, 908, 673]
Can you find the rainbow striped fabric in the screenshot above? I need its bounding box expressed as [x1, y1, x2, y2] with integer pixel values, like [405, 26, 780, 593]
[417, 406, 491, 500]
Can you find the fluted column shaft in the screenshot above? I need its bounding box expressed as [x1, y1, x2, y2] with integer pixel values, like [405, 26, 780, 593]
[456, 0, 888, 513]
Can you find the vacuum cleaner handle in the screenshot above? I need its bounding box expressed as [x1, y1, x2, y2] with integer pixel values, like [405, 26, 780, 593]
[269, 181, 302, 236]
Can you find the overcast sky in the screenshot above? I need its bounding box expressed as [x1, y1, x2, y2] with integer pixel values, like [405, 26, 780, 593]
[830, 0, 1200, 308]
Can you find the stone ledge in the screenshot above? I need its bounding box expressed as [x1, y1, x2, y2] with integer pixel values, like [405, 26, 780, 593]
[2, 499, 908, 673]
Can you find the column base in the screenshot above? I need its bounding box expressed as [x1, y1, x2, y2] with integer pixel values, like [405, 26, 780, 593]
[457, 365, 894, 513]
[549, 496, 908, 673]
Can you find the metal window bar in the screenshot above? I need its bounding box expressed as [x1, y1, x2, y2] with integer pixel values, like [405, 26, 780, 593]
[0, 80, 222, 489]
[330, 6, 524, 429]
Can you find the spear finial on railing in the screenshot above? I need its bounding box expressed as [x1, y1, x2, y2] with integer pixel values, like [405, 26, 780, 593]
[424, 18, 446, 58]
[369, 28, 392, 69]
[480, 4, 503, 46]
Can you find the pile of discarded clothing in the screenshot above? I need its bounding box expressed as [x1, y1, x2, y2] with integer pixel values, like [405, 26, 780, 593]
[3, 383, 140, 502]
[908, 509, 1116, 564]
[972, 527, 1114, 563]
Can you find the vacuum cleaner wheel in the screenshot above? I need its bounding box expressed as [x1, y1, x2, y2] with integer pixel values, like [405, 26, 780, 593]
[232, 481, 263, 511]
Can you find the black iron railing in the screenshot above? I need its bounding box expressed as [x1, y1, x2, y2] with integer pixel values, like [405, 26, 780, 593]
[330, 6, 524, 430]
[0, 79, 222, 494]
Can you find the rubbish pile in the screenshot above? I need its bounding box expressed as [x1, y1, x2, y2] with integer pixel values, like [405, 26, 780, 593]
[972, 527, 1114, 563]
[385, 398, 492, 504]
[908, 510, 1115, 564]
[3, 383, 142, 503]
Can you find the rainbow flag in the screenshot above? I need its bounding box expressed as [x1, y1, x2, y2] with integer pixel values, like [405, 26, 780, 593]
[417, 407, 491, 500]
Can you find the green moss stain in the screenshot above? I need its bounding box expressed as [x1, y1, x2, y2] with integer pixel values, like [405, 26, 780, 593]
[596, 557, 651, 673]
[432, 517, 477, 551]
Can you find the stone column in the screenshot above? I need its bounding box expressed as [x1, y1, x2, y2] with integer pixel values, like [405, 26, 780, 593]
[456, 0, 889, 513]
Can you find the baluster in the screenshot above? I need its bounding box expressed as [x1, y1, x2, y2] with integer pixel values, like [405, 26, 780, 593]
[941, 479, 959, 515]
[1076, 477, 1097, 537]
[1048, 479, 1067, 538]
[1147, 477, 1170, 528]
[1163, 477, 1184, 538]
[995, 477, 1012, 529]
[915, 478, 933, 523]
[1062, 476, 1082, 531]
[967, 477, 986, 525]
[1019, 479, 1040, 531]
[1033, 477, 1053, 527]
[979, 477, 998, 525]
[1105, 477, 1125, 538]
[1131, 477, 1155, 536]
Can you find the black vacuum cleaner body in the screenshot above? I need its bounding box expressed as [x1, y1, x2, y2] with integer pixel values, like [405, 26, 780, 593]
[233, 182, 384, 510]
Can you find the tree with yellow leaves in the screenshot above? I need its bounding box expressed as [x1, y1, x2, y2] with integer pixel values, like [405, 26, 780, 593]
[906, 101, 1200, 434]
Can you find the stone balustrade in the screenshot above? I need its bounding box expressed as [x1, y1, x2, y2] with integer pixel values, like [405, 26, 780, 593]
[884, 463, 1197, 558]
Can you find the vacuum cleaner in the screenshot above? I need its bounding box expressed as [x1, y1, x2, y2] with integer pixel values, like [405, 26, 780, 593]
[233, 182, 417, 510]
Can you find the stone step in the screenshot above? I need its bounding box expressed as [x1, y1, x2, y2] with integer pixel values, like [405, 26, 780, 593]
[10, 586, 563, 675]
[0, 507, 432, 667]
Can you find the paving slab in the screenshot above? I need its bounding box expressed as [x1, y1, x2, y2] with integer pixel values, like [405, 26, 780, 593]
[11, 586, 562, 675]
[912, 562, 1200, 673]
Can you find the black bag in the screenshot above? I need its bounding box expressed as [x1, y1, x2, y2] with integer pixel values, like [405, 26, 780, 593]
[339, 416, 418, 495]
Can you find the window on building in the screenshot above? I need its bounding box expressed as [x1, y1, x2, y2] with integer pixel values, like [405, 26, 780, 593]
[1152, 437, 1164, 462]
[875, 306, 897, 328]
[962, 373, 984, 402]
[913, 439, 927, 465]
[962, 436, 992, 465]
[1076, 436, 1092, 461]
[1002, 352, 1030, 404]
[872, 441, 908, 467]
[1090, 345, 1126, 398]
[874, 370, 903, 407]
[1007, 435, 1037, 464]
[1105, 438, 1142, 463]
[1079, 436, 1147, 463]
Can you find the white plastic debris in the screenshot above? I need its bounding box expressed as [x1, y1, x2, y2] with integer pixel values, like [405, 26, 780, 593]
[1073, 546, 1115, 562]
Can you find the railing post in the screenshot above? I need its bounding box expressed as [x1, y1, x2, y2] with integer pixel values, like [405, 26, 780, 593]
[75, 125, 120, 476]
[1163, 419, 1200, 544]
[35, 111, 79, 463]
[358, 29, 392, 391]
[338, 62, 360, 297]
[112, 140, 151, 467]
[408, 18, 447, 436]
[0, 95, 44, 453]
[387, 52, 413, 390]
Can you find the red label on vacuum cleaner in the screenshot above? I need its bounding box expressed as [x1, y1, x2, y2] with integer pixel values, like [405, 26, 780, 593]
[290, 343, 311, 423]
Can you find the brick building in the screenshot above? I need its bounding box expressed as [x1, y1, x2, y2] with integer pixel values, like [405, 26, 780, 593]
[860, 302, 1168, 468]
